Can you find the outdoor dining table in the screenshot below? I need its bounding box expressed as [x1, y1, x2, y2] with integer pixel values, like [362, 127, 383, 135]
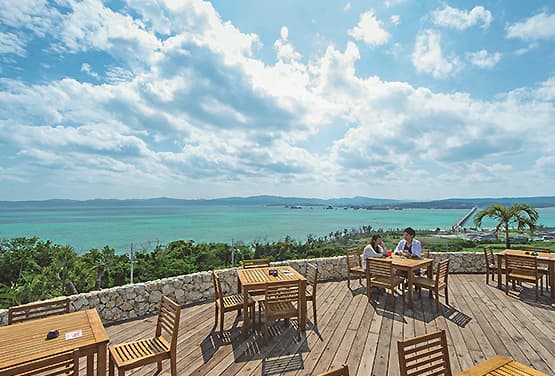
[389, 255, 434, 308]
[236, 265, 307, 337]
[456, 354, 548, 375]
[497, 249, 555, 298]
[0, 309, 109, 376]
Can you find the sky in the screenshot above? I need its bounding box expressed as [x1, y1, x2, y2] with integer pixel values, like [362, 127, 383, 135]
[0, 0, 554, 201]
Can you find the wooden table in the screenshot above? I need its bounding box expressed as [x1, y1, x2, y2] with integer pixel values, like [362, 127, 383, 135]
[389, 255, 433, 308]
[457, 355, 548, 375]
[497, 249, 555, 298]
[0, 309, 109, 376]
[237, 265, 307, 337]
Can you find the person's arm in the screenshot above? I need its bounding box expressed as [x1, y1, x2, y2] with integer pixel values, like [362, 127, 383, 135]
[362, 245, 370, 268]
[394, 240, 404, 254]
[412, 240, 422, 257]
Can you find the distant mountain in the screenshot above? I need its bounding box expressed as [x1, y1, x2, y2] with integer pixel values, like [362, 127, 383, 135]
[1, 195, 554, 209]
[397, 196, 555, 209]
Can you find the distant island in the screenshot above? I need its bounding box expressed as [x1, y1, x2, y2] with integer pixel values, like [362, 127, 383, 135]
[1, 195, 555, 209]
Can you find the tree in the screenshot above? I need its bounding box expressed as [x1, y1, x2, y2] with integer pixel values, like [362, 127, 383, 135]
[473, 203, 539, 249]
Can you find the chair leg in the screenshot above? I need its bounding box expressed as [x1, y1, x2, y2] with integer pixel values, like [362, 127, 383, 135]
[367, 278, 371, 302]
[486, 268, 489, 284]
[435, 290, 440, 312]
[157, 361, 162, 372]
[347, 271, 351, 289]
[214, 304, 218, 328]
[445, 286, 449, 306]
[170, 353, 177, 376]
[312, 298, 317, 325]
[220, 308, 225, 333]
[109, 354, 115, 376]
[263, 318, 269, 344]
[251, 303, 255, 327]
[118, 369, 125, 376]
[536, 281, 539, 301]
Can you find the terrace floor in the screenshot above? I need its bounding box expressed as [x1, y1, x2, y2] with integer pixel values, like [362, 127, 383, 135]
[98, 274, 554, 375]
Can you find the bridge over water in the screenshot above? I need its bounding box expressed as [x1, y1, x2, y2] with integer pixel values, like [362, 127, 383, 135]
[452, 206, 477, 230]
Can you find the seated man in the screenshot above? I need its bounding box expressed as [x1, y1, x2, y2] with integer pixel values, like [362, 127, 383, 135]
[394, 227, 421, 258]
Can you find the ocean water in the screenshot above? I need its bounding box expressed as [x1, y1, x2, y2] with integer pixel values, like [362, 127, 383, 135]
[0, 205, 554, 254]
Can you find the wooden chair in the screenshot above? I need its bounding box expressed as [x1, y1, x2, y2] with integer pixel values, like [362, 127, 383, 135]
[345, 248, 365, 289]
[8, 297, 70, 325]
[212, 271, 255, 333]
[108, 296, 181, 376]
[483, 246, 504, 285]
[505, 254, 543, 301]
[305, 263, 319, 325]
[414, 259, 450, 312]
[365, 258, 404, 301]
[317, 364, 349, 376]
[516, 247, 550, 291]
[0, 349, 79, 376]
[397, 330, 452, 376]
[420, 248, 431, 277]
[260, 280, 301, 344]
[242, 258, 271, 268]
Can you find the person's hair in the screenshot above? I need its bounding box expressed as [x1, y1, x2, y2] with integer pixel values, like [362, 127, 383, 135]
[370, 234, 382, 252]
[403, 227, 416, 237]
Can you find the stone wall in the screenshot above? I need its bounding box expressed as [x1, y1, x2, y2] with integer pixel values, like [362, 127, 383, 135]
[0, 252, 485, 326]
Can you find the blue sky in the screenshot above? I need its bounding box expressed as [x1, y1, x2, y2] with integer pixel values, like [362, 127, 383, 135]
[0, 0, 554, 201]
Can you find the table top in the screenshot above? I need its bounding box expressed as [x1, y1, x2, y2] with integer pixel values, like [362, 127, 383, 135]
[456, 355, 548, 375]
[237, 265, 306, 287]
[388, 255, 433, 269]
[500, 249, 555, 261]
[0, 309, 108, 369]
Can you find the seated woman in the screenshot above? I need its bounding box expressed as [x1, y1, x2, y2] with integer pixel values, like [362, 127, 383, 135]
[362, 234, 386, 269]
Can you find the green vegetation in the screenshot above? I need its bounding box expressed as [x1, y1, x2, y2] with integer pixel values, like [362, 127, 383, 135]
[473, 203, 539, 249]
[1, 225, 553, 309]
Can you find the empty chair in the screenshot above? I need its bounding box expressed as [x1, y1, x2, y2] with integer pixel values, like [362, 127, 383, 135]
[505, 254, 543, 301]
[366, 257, 404, 301]
[108, 296, 181, 376]
[345, 248, 365, 289]
[0, 349, 79, 376]
[413, 259, 450, 312]
[483, 246, 504, 285]
[242, 258, 271, 268]
[8, 297, 70, 325]
[516, 247, 549, 291]
[305, 263, 319, 325]
[397, 330, 452, 376]
[260, 280, 301, 344]
[212, 271, 255, 333]
[317, 364, 350, 376]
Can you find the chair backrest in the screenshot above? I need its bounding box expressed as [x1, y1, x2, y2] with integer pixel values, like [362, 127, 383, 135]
[397, 330, 452, 376]
[421, 249, 431, 259]
[0, 349, 79, 376]
[435, 259, 450, 288]
[519, 246, 552, 253]
[155, 296, 181, 352]
[306, 263, 318, 296]
[265, 281, 300, 306]
[345, 248, 362, 270]
[317, 364, 350, 376]
[483, 247, 492, 266]
[366, 258, 393, 279]
[212, 271, 223, 301]
[242, 258, 271, 269]
[506, 254, 538, 276]
[8, 297, 70, 325]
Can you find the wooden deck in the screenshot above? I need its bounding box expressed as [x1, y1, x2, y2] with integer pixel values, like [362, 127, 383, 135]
[98, 274, 554, 375]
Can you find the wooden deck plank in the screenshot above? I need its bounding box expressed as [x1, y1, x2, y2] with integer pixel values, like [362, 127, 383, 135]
[100, 274, 554, 376]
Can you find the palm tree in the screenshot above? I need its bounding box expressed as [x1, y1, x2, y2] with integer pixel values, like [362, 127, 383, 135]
[473, 203, 539, 249]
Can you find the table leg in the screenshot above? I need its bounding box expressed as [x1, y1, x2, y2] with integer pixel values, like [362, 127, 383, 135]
[299, 280, 307, 331]
[550, 262, 554, 299]
[97, 343, 107, 376]
[497, 254, 502, 289]
[243, 287, 249, 337]
[407, 269, 414, 308]
[87, 354, 94, 376]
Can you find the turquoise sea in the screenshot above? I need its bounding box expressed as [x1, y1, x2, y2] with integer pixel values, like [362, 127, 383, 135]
[1, 205, 554, 254]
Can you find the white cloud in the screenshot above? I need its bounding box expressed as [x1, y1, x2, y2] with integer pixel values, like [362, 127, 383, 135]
[412, 30, 459, 78]
[274, 26, 302, 62]
[467, 50, 501, 69]
[80, 63, 99, 79]
[432, 5, 492, 30]
[348, 9, 390, 47]
[535, 156, 555, 177]
[506, 12, 555, 41]
[0, 32, 27, 57]
[344, 2, 351, 12]
[390, 15, 400, 26]
[535, 75, 555, 101]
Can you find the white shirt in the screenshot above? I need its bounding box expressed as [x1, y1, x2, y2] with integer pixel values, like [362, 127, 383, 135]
[394, 239, 422, 257]
[362, 244, 385, 268]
